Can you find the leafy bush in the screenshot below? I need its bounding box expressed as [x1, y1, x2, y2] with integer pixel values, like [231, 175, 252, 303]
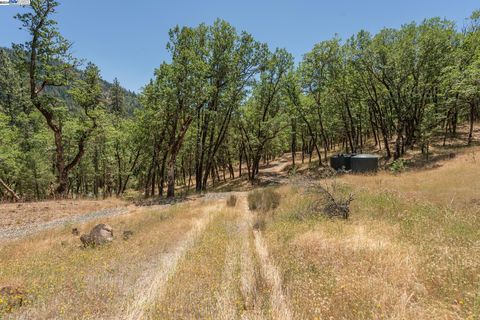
[247, 188, 281, 212]
[390, 159, 407, 174]
[121, 189, 141, 201]
[287, 165, 297, 177]
[247, 191, 261, 210]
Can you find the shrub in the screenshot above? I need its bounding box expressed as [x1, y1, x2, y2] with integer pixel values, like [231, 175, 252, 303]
[287, 165, 297, 177]
[226, 194, 237, 207]
[121, 189, 141, 201]
[247, 190, 262, 211]
[247, 188, 281, 212]
[390, 158, 407, 174]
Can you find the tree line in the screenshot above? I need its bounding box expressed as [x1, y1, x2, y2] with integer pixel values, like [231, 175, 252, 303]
[0, 0, 479, 201]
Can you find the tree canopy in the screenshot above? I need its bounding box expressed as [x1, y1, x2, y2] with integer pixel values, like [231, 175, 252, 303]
[0, 0, 478, 201]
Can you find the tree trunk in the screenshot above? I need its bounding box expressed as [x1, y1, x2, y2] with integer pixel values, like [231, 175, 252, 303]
[468, 101, 475, 146]
[93, 146, 99, 198]
[291, 117, 296, 166]
[166, 153, 176, 198]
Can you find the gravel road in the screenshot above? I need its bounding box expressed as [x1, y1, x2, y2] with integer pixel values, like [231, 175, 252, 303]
[0, 207, 129, 241]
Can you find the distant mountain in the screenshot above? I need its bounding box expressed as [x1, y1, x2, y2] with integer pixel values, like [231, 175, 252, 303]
[1, 46, 142, 115]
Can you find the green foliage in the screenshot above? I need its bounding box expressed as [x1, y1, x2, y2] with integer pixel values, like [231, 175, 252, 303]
[1, 3, 479, 200]
[239, 48, 293, 180]
[390, 159, 408, 174]
[109, 78, 125, 115]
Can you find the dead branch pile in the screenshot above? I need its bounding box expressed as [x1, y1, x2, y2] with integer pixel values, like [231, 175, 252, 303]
[293, 177, 354, 219]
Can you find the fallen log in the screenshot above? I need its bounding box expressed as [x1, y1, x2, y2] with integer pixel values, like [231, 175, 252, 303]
[0, 178, 20, 201]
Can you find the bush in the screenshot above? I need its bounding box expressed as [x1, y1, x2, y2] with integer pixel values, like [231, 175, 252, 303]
[121, 189, 141, 201]
[390, 159, 407, 174]
[247, 188, 280, 212]
[247, 191, 261, 211]
[226, 194, 237, 207]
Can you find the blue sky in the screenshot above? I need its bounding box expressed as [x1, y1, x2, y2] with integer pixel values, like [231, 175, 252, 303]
[0, 0, 478, 92]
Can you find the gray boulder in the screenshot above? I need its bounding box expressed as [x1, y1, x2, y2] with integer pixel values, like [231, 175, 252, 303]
[80, 224, 114, 247]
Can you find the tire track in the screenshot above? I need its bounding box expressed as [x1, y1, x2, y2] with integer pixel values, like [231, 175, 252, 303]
[121, 203, 221, 320]
[238, 195, 265, 320]
[216, 243, 238, 320]
[239, 191, 292, 320]
[253, 230, 292, 320]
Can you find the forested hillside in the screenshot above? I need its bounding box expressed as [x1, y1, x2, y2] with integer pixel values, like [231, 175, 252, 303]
[0, 47, 141, 114]
[0, 0, 479, 201]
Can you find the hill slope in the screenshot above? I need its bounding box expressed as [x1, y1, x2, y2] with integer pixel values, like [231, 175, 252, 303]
[0, 46, 142, 115]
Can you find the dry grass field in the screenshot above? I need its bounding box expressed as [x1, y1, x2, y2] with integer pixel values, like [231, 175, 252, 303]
[263, 149, 480, 319]
[0, 147, 479, 319]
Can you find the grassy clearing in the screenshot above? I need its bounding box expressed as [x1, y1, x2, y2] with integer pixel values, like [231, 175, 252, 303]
[0, 200, 214, 319]
[342, 148, 480, 209]
[1, 150, 478, 319]
[263, 152, 480, 319]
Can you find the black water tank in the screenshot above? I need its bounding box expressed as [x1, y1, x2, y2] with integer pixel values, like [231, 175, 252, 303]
[343, 153, 356, 170]
[350, 154, 379, 172]
[330, 154, 346, 170]
[330, 153, 357, 170]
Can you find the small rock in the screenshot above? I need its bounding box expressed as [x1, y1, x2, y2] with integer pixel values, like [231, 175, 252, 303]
[72, 228, 79, 236]
[80, 224, 114, 247]
[80, 234, 93, 247]
[123, 230, 134, 240]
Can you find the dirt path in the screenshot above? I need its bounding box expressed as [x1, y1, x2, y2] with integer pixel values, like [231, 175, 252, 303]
[238, 194, 266, 320]
[236, 190, 293, 320]
[256, 156, 291, 187]
[228, 193, 293, 320]
[214, 194, 267, 320]
[121, 203, 222, 320]
[215, 192, 293, 320]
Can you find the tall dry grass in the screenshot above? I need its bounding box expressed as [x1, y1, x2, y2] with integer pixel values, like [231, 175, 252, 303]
[263, 151, 480, 319]
[0, 200, 215, 319]
[148, 194, 276, 319]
